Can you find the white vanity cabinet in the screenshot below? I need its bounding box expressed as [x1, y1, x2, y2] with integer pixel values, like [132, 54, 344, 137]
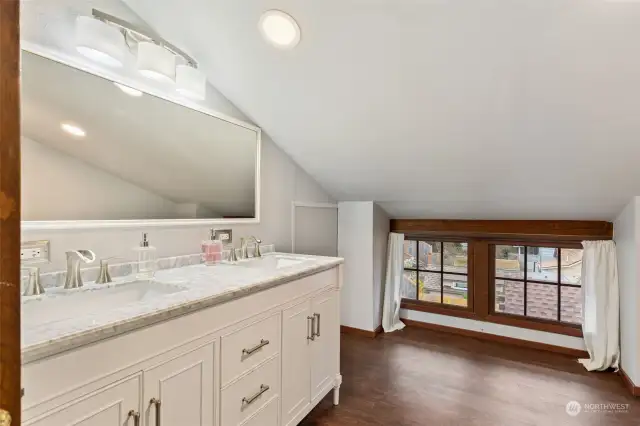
[25, 375, 141, 426]
[281, 289, 340, 426]
[143, 342, 215, 426]
[22, 264, 343, 426]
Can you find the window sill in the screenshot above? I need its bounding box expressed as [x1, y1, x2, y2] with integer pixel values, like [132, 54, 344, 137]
[485, 313, 583, 337]
[401, 300, 583, 338]
[401, 299, 478, 320]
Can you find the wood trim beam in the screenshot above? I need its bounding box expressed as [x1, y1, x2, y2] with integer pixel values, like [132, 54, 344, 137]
[391, 219, 613, 241]
[0, 1, 21, 423]
[402, 319, 588, 358]
[341, 325, 383, 338]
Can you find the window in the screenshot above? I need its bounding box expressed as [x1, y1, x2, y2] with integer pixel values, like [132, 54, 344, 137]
[394, 219, 610, 338]
[403, 240, 469, 308]
[494, 245, 583, 325]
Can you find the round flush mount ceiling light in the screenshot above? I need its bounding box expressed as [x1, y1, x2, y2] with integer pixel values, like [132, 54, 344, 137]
[76, 16, 126, 67]
[176, 65, 207, 100]
[137, 41, 177, 84]
[61, 122, 86, 138]
[259, 10, 301, 49]
[114, 82, 143, 97]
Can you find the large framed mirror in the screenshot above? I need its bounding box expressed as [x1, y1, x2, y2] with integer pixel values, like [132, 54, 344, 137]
[20, 49, 260, 230]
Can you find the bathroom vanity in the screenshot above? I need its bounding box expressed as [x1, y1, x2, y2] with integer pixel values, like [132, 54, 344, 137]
[21, 254, 343, 426]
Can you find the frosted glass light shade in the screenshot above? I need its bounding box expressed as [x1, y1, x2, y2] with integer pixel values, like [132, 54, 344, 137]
[76, 16, 125, 67]
[137, 42, 176, 84]
[176, 65, 207, 100]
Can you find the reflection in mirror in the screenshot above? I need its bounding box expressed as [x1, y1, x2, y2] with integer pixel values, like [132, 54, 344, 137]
[21, 51, 258, 221]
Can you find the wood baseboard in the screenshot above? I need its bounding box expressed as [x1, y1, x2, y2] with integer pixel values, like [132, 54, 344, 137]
[341, 325, 383, 338]
[619, 368, 640, 397]
[402, 318, 589, 358]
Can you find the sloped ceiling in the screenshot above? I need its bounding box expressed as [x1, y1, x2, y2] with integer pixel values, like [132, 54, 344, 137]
[126, 0, 640, 219]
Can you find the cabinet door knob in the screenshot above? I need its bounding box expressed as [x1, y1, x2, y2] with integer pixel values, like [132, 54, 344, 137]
[242, 339, 270, 356]
[307, 316, 316, 341]
[127, 410, 140, 426]
[0, 409, 12, 426]
[314, 313, 321, 337]
[150, 398, 161, 426]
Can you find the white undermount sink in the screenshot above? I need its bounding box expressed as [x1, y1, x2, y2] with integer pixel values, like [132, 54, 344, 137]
[22, 280, 187, 328]
[238, 255, 312, 270]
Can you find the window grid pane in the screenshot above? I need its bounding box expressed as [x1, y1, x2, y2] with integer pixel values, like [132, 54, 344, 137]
[419, 272, 442, 303]
[493, 244, 581, 327]
[404, 240, 468, 307]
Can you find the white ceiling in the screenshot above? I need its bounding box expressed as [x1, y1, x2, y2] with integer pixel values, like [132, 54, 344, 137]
[21, 50, 257, 216]
[88, 1, 640, 219]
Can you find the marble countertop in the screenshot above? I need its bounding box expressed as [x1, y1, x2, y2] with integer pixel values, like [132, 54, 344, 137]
[22, 253, 343, 364]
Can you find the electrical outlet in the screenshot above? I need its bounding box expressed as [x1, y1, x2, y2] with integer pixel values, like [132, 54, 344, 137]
[21, 240, 50, 265]
[214, 229, 232, 244]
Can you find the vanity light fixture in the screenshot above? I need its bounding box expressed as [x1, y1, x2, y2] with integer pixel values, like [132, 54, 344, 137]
[259, 10, 301, 49]
[137, 41, 176, 84]
[176, 64, 207, 100]
[114, 82, 143, 97]
[75, 15, 126, 67]
[61, 123, 86, 138]
[80, 9, 208, 100]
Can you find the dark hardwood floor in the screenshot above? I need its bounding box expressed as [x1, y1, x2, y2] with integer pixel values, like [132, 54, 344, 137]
[300, 326, 639, 426]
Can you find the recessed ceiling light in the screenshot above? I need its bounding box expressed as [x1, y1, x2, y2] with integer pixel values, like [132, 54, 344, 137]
[259, 10, 301, 49]
[61, 123, 86, 137]
[114, 82, 143, 97]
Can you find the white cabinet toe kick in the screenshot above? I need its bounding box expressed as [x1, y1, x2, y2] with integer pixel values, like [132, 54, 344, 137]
[22, 265, 343, 426]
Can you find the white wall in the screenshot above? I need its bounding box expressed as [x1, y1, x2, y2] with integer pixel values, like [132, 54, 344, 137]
[293, 206, 338, 257]
[372, 203, 390, 330]
[338, 202, 375, 331]
[22, 137, 182, 221]
[401, 310, 586, 351]
[614, 196, 639, 385]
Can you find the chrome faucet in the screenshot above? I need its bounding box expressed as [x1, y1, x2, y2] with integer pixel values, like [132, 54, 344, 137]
[95, 258, 117, 284]
[241, 236, 262, 259]
[240, 238, 249, 259]
[251, 236, 262, 258]
[64, 250, 96, 289]
[21, 266, 45, 296]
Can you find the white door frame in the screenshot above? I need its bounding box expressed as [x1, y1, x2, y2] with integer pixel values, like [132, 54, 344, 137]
[291, 202, 339, 254]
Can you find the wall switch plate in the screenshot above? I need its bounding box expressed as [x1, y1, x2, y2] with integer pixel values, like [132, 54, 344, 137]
[214, 229, 233, 244]
[21, 240, 50, 265]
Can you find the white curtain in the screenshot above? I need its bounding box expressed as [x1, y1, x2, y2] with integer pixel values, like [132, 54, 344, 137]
[578, 240, 620, 371]
[382, 232, 406, 333]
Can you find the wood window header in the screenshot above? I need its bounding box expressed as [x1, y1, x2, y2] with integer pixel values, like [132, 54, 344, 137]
[391, 219, 613, 241]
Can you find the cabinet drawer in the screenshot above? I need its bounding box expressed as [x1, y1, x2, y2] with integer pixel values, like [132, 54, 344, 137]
[221, 313, 280, 385]
[241, 396, 279, 426]
[221, 356, 280, 426]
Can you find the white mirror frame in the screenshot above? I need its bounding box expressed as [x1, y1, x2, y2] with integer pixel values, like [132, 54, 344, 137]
[20, 42, 261, 231]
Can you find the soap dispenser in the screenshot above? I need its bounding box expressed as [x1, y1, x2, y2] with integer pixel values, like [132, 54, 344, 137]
[134, 232, 157, 279]
[202, 228, 223, 265]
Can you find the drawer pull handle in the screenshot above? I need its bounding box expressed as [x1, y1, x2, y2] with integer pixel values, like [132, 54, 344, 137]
[314, 313, 321, 337]
[150, 398, 161, 426]
[307, 316, 315, 341]
[128, 410, 140, 426]
[242, 384, 270, 406]
[242, 339, 270, 356]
